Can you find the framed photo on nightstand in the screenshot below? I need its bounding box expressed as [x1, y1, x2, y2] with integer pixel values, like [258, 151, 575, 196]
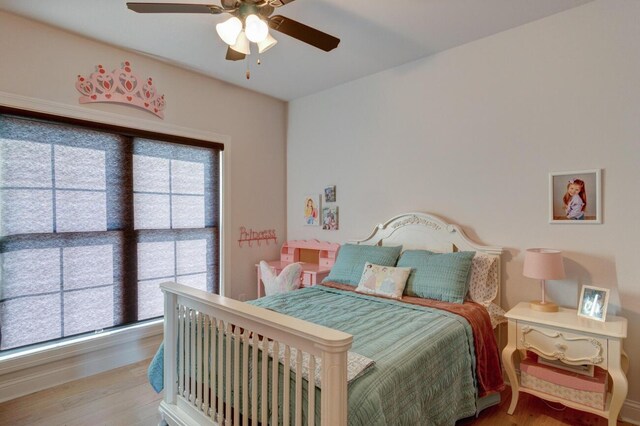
[577, 285, 610, 321]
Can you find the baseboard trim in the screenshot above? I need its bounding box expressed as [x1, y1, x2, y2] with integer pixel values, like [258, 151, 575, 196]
[622, 399, 640, 425]
[0, 321, 163, 403]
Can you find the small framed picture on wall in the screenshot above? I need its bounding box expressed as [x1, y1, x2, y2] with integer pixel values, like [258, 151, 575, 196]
[303, 195, 320, 226]
[322, 206, 339, 230]
[324, 185, 336, 203]
[549, 169, 601, 224]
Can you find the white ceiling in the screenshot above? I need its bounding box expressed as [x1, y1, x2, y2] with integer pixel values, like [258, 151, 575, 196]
[1, 0, 592, 101]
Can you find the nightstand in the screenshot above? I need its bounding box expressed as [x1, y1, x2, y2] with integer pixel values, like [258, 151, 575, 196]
[502, 302, 628, 426]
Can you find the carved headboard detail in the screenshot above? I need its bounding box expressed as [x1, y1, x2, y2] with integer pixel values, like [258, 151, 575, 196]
[351, 212, 503, 306]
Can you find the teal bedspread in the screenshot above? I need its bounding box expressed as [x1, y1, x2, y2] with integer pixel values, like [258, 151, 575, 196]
[149, 285, 479, 425]
[251, 285, 478, 425]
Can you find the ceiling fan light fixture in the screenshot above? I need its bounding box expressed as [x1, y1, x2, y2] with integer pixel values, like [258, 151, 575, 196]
[258, 33, 278, 53]
[230, 30, 251, 55]
[245, 14, 269, 43]
[216, 16, 242, 45]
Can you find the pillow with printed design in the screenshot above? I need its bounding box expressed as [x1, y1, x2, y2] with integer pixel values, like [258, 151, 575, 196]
[466, 254, 506, 327]
[355, 262, 412, 299]
[466, 253, 497, 304]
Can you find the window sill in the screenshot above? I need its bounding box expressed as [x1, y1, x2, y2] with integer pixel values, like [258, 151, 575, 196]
[0, 319, 163, 402]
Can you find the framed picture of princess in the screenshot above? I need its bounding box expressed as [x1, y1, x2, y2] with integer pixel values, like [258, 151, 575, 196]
[303, 195, 320, 226]
[549, 169, 601, 224]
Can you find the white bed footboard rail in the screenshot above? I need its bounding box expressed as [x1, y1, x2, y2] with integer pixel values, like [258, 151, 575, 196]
[159, 282, 353, 426]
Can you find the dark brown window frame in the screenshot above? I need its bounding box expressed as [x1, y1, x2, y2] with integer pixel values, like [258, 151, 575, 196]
[0, 106, 224, 151]
[0, 106, 223, 351]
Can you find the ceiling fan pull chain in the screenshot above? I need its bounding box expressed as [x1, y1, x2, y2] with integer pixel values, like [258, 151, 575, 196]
[246, 58, 251, 80]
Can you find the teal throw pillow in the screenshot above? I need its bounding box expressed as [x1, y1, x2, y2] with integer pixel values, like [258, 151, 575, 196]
[397, 250, 475, 303]
[323, 244, 402, 286]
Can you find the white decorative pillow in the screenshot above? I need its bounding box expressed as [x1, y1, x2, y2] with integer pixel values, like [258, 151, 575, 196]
[260, 261, 302, 296]
[355, 262, 412, 299]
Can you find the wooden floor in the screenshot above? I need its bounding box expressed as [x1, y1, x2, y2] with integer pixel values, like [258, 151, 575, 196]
[0, 359, 162, 426]
[458, 391, 633, 426]
[0, 359, 633, 426]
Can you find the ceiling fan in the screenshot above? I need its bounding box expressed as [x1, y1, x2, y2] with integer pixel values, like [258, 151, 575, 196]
[126, 1, 340, 62]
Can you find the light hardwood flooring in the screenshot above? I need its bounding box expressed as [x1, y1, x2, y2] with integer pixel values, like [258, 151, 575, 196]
[458, 391, 634, 426]
[0, 359, 633, 426]
[0, 359, 162, 426]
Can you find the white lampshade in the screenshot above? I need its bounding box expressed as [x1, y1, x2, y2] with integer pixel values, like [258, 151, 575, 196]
[258, 33, 278, 53]
[230, 31, 251, 55]
[245, 14, 269, 43]
[216, 17, 242, 46]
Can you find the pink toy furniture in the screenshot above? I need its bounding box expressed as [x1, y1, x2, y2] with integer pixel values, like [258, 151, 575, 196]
[256, 240, 340, 298]
[520, 355, 607, 409]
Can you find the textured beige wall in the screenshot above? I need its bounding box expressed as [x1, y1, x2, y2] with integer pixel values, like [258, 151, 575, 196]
[0, 11, 287, 301]
[287, 0, 640, 411]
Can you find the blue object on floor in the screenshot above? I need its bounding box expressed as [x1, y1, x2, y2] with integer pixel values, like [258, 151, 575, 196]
[148, 342, 164, 393]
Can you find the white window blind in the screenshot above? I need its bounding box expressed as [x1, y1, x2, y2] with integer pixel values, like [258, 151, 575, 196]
[0, 114, 221, 351]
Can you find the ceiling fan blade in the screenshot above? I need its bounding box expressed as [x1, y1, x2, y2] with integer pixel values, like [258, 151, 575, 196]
[225, 46, 246, 61]
[270, 0, 296, 7]
[268, 15, 339, 52]
[221, 0, 237, 9]
[126, 3, 224, 14]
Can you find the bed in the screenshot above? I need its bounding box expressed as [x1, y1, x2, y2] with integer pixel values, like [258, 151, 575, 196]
[152, 212, 505, 426]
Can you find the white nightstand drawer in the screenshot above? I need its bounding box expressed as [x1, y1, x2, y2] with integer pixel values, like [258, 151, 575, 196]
[516, 322, 607, 368]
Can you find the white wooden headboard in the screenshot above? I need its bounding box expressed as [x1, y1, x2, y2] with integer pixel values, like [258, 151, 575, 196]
[351, 212, 503, 306]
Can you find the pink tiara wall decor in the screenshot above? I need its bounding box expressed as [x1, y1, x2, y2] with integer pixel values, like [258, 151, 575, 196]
[75, 61, 166, 119]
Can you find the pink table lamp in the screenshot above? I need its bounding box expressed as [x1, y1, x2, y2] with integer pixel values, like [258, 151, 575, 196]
[523, 248, 565, 312]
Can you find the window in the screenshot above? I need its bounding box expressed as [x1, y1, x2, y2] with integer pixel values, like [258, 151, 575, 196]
[0, 112, 222, 352]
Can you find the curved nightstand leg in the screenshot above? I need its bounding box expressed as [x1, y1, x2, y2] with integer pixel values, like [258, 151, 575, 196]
[502, 320, 520, 415]
[609, 368, 628, 426]
[608, 341, 628, 426]
[502, 345, 520, 414]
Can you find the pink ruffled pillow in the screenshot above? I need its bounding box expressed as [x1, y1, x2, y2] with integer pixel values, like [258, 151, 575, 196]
[260, 261, 302, 296]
